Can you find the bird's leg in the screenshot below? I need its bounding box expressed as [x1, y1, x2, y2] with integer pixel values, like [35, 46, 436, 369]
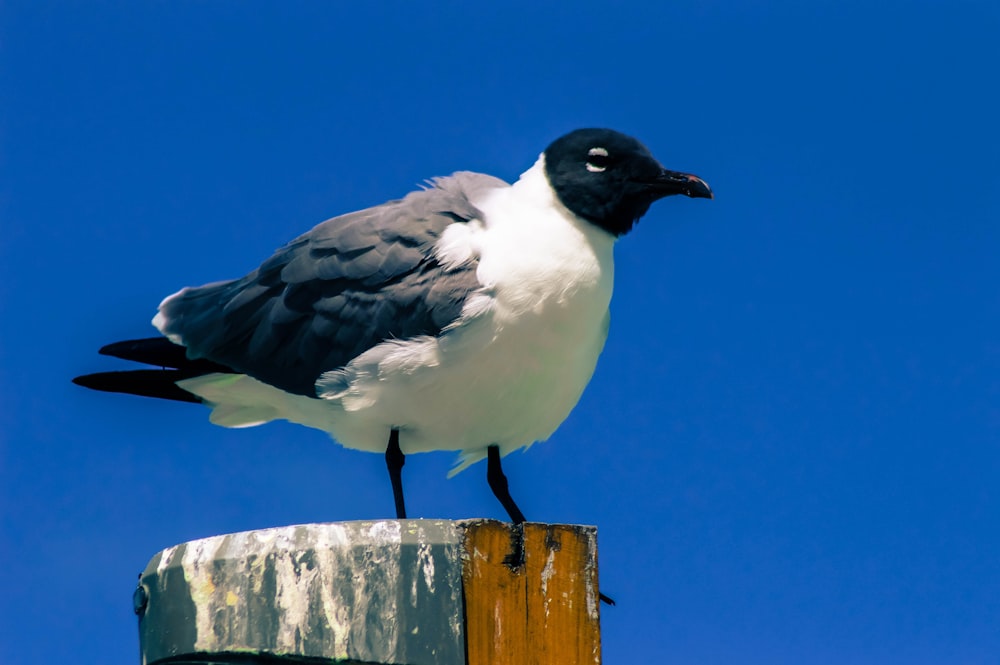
[385, 429, 407, 519]
[487, 444, 526, 524]
[486, 445, 527, 571]
[486, 444, 616, 606]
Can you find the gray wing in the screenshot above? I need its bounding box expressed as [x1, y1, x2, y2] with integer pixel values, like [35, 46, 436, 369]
[156, 172, 507, 397]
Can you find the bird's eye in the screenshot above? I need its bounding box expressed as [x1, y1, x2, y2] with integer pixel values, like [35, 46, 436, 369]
[586, 147, 609, 172]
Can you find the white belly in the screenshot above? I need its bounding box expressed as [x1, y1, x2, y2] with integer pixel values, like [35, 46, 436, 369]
[325, 287, 612, 468]
[180, 278, 612, 473]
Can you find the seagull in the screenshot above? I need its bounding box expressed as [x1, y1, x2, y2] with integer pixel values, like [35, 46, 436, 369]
[74, 128, 712, 525]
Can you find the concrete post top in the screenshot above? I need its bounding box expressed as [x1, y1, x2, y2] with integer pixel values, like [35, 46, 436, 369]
[139, 520, 471, 665]
[146, 519, 466, 572]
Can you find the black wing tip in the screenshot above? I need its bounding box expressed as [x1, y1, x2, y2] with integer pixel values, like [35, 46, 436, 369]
[78, 337, 237, 404]
[72, 369, 204, 404]
[98, 340, 140, 358]
[99, 337, 181, 363]
[72, 373, 99, 389]
[96, 336, 235, 374]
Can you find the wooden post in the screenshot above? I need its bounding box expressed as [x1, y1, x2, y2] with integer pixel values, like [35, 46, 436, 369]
[461, 520, 602, 665]
[135, 519, 602, 665]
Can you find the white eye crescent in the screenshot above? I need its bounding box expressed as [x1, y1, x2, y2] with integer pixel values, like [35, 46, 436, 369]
[586, 147, 609, 172]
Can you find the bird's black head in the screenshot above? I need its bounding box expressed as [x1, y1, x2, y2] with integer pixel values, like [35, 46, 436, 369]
[543, 128, 712, 237]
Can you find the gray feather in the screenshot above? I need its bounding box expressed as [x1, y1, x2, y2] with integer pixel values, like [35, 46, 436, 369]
[158, 172, 507, 397]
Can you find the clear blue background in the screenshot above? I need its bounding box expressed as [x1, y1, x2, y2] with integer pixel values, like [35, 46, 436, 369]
[2, 2, 998, 663]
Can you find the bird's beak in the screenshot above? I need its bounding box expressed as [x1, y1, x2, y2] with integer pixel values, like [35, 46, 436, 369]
[646, 169, 714, 200]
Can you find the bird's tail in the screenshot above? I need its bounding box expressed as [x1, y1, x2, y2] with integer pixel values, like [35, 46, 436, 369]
[72, 337, 235, 403]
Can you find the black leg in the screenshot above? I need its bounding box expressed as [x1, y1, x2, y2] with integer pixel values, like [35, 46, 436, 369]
[486, 444, 526, 524]
[485, 445, 616, 606]
[385, 429, 407, 519]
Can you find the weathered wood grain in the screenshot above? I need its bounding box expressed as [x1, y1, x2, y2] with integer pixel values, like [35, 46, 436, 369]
[461, 520, 602, 665]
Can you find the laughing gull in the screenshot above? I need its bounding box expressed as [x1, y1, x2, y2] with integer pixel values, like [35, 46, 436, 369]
[75, 128, 712, 524]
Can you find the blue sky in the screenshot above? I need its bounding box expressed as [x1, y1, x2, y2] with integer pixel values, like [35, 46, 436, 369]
[2, 2, 998, 663]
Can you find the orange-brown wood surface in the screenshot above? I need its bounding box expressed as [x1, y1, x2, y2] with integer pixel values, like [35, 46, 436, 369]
[461, 520, 602, 665]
